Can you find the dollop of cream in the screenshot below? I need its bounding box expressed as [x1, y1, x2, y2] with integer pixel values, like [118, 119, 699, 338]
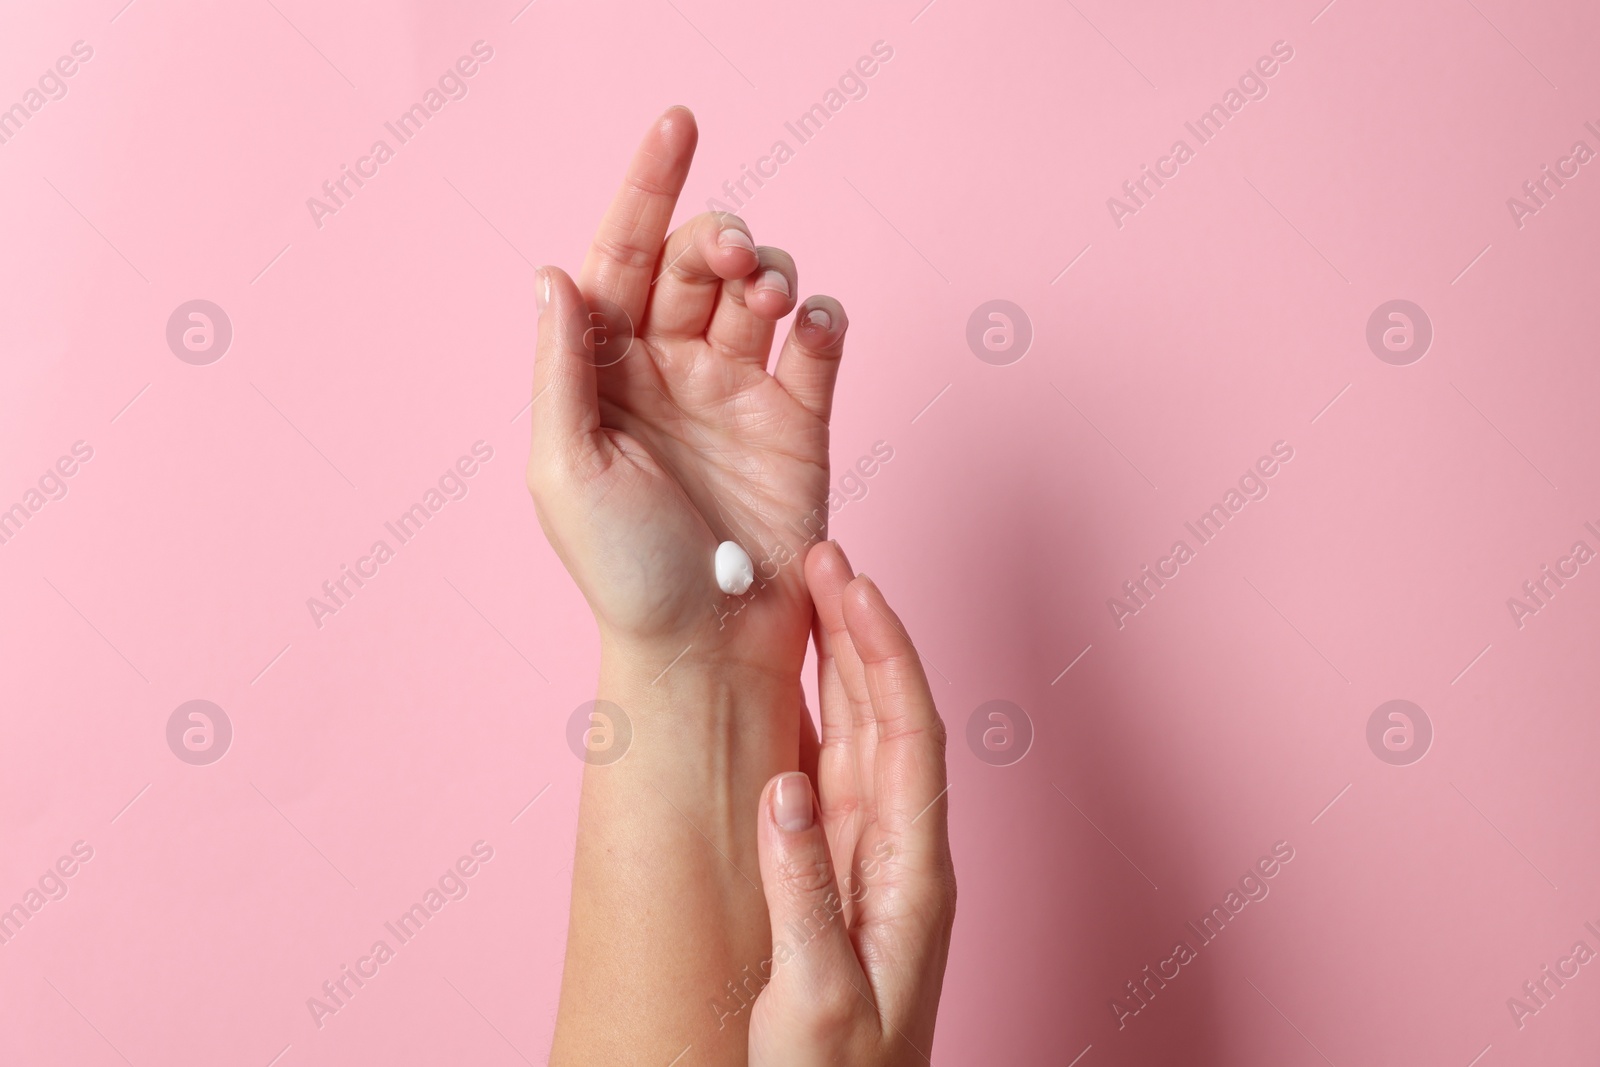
[715, 541, 755, 595]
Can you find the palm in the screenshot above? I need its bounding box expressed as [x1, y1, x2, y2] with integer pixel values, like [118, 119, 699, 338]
[589, 334, 828, 647]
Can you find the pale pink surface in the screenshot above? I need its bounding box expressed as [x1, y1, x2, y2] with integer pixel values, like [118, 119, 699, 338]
[3, 0, 1599, 1063]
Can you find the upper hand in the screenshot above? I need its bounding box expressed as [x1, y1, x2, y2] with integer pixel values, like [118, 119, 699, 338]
[525, 106, 849, 673]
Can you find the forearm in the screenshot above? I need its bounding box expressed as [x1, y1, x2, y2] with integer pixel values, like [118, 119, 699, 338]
[550, 645, 803, 1065]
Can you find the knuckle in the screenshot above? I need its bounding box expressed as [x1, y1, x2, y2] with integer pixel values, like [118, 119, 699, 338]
[663, 259, 707, 285]
[774, 851, 836, 897]
[524, 453, 558, 498]
[817, 790, 861, 822]
[590, 233, 658, 270]
[699, 210, 746, 230]
[625, 171, 677, 197]
[806, 982, 861, 1033]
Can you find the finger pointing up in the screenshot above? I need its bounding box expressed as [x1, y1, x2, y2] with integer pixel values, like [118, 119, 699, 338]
[579, 105, 698, 333]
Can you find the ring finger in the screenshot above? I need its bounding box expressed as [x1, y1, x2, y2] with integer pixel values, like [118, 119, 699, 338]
[706, 247, 797, 368]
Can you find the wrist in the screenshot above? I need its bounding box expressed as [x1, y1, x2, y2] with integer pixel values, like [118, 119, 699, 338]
[556, 636, 806, 1067]
[584, 642, 804, 850]
[591, 562, 815, 690]
[595, 643, 803, 764]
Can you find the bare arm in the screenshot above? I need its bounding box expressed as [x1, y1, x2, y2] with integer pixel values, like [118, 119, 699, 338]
[527, 107, 850, 1063]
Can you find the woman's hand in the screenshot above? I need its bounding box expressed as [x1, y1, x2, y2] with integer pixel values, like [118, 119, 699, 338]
[527, 105, 849, 677]
[544, 108, 853, 1066]
[748, 541, 957, 1065]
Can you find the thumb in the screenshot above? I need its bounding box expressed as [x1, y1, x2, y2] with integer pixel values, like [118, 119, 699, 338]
[756, 773, 868, 1017]
[530, 265, 601, 468]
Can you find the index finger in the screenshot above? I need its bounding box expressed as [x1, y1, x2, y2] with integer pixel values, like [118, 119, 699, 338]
[842, 575, 951, 857]
[578, 105, 698, 334]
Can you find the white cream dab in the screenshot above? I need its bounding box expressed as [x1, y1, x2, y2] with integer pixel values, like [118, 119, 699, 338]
[715, 541, 755, 595]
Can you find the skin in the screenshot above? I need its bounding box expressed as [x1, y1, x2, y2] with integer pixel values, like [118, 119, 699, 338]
[531, 106, 952, 1065]
[749, 542, 956, 1065]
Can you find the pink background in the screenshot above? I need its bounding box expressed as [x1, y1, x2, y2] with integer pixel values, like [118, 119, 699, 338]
[4, 0, 1599, 1063]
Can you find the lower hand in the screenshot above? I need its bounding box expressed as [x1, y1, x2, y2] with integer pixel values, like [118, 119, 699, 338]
[747, 541, 957, 1065]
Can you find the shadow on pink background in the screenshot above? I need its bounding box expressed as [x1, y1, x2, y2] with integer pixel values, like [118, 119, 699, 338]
[3, 0, 1600, 1063]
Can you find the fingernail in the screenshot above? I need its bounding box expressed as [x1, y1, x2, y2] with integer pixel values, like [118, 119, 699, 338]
[754, 269, 789, 298]
[802, 306, 833, 332]
[828, 539, 851, 569]
[535, 268, 550, 314]
[772, 772, 814, 832]
[718, 227, 756, 253]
